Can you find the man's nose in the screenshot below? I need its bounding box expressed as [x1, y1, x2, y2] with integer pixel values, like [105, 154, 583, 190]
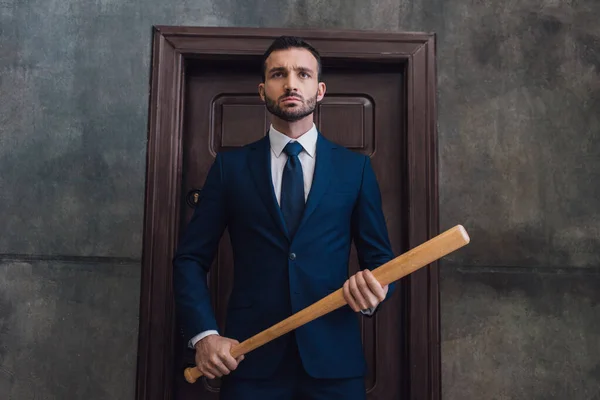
[283, 75, 299, 92]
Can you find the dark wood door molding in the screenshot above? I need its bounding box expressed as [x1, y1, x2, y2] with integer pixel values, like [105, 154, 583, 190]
[137, 26, 438, 400]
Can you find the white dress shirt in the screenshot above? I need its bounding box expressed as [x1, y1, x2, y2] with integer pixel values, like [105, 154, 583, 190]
[269, 124, 318, 205]
[189, 123, 373, 348]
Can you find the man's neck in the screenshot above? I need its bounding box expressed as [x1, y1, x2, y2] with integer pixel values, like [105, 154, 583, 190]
[270, 115, 314, 139]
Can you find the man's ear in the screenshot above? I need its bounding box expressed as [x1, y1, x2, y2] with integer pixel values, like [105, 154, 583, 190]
[317, 82, 327, 102]
[258, 83, 266, 101]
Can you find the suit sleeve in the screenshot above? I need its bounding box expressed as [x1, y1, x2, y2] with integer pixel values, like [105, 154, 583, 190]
[173, 153, 228, 342]
[351, 156, 396, 311]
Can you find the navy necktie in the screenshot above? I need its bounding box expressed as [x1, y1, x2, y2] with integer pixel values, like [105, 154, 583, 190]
[280, 141, 305, 239]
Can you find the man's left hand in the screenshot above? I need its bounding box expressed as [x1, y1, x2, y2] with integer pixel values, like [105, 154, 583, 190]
[342, 269, 388, 312]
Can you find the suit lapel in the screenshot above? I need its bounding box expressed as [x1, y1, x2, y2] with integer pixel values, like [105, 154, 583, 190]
[295, 134, 334, 237]
[248, 136, 290, 241]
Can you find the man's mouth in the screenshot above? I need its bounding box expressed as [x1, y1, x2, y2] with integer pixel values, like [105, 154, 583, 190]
[281, 96, 301, 103]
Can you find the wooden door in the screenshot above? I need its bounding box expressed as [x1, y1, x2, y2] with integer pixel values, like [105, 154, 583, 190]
[137, 27, 439, 400]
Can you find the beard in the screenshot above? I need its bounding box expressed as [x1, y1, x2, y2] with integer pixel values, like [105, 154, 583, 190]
[264, 91, 319, 122]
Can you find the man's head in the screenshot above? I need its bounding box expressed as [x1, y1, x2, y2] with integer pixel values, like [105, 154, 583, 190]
[258, 36, 326, 123]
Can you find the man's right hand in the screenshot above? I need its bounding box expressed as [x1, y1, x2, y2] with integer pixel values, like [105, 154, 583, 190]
[194, 335, 245, 379]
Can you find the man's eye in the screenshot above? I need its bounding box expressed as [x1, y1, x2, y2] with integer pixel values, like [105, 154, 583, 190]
[300, 72, 310, 78]
[272, 72, 283, 78]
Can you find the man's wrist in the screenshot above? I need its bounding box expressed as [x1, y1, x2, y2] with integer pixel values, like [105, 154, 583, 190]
[189, 330, 220, 349]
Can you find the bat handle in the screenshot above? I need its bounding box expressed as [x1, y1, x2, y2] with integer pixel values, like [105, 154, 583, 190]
[184, 366, 202, 383]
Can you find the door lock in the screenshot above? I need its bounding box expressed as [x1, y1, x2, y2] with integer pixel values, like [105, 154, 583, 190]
[186, 189, 202, 208]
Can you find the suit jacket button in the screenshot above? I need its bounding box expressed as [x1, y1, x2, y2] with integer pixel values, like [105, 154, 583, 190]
[289, 253, 296, 261]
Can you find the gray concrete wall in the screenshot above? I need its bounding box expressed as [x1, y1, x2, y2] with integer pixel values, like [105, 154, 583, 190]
[1, 0, 598, 399]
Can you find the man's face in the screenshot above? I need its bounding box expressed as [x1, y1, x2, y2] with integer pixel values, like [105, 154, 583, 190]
[259, 48, 326, 122]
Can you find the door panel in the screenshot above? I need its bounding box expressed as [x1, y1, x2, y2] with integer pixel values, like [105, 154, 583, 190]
[174, 56, 404, 399]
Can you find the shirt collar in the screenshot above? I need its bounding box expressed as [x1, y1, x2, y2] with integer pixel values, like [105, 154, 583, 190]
[269, 123, 318, 158]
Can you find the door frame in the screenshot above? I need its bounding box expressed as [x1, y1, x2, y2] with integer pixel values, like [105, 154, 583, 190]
[137, 26, 439, 400]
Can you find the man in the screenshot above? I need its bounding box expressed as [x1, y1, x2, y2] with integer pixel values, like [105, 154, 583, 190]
[173, 36, 395, 400]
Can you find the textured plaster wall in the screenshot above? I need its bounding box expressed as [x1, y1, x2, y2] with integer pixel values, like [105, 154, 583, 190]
[1, 0, 598, 398]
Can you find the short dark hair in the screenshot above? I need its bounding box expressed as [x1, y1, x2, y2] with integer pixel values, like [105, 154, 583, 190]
[261, 36, 322, 82]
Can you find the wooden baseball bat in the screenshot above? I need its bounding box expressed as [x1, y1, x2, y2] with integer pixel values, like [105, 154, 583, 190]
[184, 224, 470, 383]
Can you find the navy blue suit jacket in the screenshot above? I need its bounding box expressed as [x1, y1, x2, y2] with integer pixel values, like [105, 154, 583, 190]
[173, 133, 395, 379]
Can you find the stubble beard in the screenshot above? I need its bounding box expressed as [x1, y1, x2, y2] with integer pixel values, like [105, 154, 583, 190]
[264, 91, 319, 122]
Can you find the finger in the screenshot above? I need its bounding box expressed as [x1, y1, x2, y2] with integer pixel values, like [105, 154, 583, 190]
[200, 365, 216, 380]
[209, 355, 231, 376]
[232, 341, 245, 363]
[349, 274, 368, 309]
[356, 271, 381, 308]
[225, 339, 243, 366]
[343, 280, 360, 312]
[349, 274, 368, 310]
[363, 270, 387, 301]
[214, 359, 232, 376]
[220, 350, 239, 371]
[195, 355, 215, 379]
